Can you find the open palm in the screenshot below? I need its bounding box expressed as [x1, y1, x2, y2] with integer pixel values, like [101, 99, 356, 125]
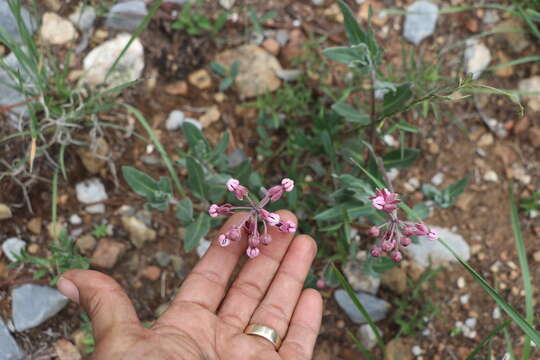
[58, 211, 322, 360]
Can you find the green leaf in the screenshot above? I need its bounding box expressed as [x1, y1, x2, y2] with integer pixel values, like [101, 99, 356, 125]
[183, 122, 208, 150]
[410, 203, 430, 220]
[323, 46, 365, 64]
[323, 265, 340, 288]
[176, 198, 194, 223]
[186, 157, 207, 200]
[122, 166, 160, 199]
[337, 0, 370, 48]
[219, 77, 234, 91]
[332, 103, 370, 125]
[442, 176, 469, 204]
[314, 202, 374, 222]
[33, 269, 48, 279]
[381, 83, 413, 118]
[230, 61, 240, 78]
[210, 61, 227, 76]
[382, 148, 420, 169]
[467, 320, 511, 360]
[184, 213, 210, 252]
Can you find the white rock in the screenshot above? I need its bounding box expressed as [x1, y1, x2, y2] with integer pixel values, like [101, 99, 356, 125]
[276, 69, 303, 81]
[2, 238, 26, 262]
[465, 318, 477, 329]
[406, 226, 470, 267]
[492, 306, 501, 319]
[40, 12, 78, 45]
[165, 110, 185, 131]
[83, 33, 144, 88]
[69, 214, 82, 225]
[431, 172, 444, 186]
[403, 1, 439, 45]
[464, 39, 491, 80]
[196, 239, 212, 258]
[412, 345, 424, 356]
[518, 76, 540, 112]
[459, 294, 470, 305]
[219, 0, 235, 9]
[387, 168, 399, 182]
[483, 170, 499, 183]
[76, 178, 108, 214]
[457, 276, 466, 288]
[357, 324, 378, 350]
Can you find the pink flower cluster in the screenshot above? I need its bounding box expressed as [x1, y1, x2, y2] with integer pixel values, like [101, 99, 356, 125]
[368, 188, 438, 262]
[208, 178, 296, 258]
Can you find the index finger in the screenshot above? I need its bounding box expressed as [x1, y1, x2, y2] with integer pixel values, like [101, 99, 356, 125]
[159, 212, 248, 324]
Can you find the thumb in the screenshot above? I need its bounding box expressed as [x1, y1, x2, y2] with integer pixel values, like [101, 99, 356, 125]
[57, 269, 140, 342]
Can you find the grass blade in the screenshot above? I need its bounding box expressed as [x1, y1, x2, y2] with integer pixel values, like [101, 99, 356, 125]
[123, 104, 186, 198]
[509, 185, 534, 359]
[331, 263, 385, 353]
[466, 320, 511, 360]
[346, 329, 376, 360]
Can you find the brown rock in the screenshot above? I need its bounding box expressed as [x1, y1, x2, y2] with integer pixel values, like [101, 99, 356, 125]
[262, 38, 280, 56]
[493, 143, 517, 166]
[47, 221, 64, 240]
[142, 265, 161, 281]
[76, 235, 97, 254]
[215, 45, 282, 98]
[281, 30, 306, 62]
[188, 69, 212, 89]
[494, 19, 530, 53]
[494, 51, 513, 77]
[27, 217, 42, 234]
[532, 250, 540, 263]
[71, 330, 90, 356]
[528, 127, 540, 147]
[27, 243, 39, 255]
[77, 138, 110, 174]
[466, 18, 479, 32]
[514, 116, 529, 135]
[54, 339, 82, 360]
[323, 3, 343, 23]
[91, 238, 127, 269]
[0, 203, 12, 220]
[358, 0, 389, 26]
[381, 266, 407, 294]
[405, 261, 425, 281]
[455, 192, 475, 211]
[199, 106, 221, 127]
[165, 81, 188, 96]
[121, 216, 156, 248]
[385, 338, 412, 360]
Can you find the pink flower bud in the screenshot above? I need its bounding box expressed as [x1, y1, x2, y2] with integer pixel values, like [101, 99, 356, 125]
[208, 204, 220, 217]
[218, 234, 230, 247]
[227, 227, 241, 241]
[246, 247, 260, 258]
[226, 178, 248, 200]
[316, 278, 326, 289]
[260, 209, 280, 226]
[414, 223, 428, 236]
[403, 226, 415, 236]
[427, 229, 438, 241]
[381, 241, 394, 252]
[279, 220, 296, 233]
[367, 226, 380, 237]
[281, 178, 294, 192]
[391, 251, 402, 262]
[261, 233, 272, 245]
[370, 246, 382, 257]
[369, 189, 400, 213]
[267, 185, 284, 202]
[249, 232, 260, 248]
[400, 237, 412, 247]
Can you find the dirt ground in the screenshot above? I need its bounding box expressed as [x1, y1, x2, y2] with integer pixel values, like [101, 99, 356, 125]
[1, 0, 539, 359]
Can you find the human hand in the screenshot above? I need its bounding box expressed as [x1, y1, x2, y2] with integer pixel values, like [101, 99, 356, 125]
[57, 211, 322, 360]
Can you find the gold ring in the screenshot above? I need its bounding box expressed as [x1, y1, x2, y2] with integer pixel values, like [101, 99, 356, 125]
[244, 324, 282, 349]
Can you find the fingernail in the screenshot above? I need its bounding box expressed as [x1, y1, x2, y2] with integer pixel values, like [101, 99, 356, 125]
[57, 276, 80, 303]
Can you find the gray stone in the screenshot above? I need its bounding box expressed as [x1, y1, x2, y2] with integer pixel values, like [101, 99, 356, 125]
[334, 289, 390, 324]
[75, 178, 108, 214]
[165, 110, 185, 131]
[343, 261, 380, 294]
[275, 30, 289, 46]
[0, 52, 35, 128]
[2, 238, 26, 262]
[69, 5, 96, 32]
[228, 148, 247, 168]
[155, 251, 172, 267]
[403, 1, 438, 45]
[12, 284, 69, 331]
[464, 39, 491, 80]
[0, 1, 37, 43]
[406, 226, 470, 267]
[0, 317, 24, 360]
[106, 1, 147, 31]
[82, 33, 144, 89]
[276, 69, 303, 82]
[170, 255, 185, 278]
[196, 239, 211, 258]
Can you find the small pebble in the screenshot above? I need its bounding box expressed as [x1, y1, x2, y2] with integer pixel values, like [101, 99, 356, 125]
[69, 214, 82, 225]
[465, 318, 477, 329]
[459, 294, 470, 305]
[457, 276, 466, 289]
[412, 345, 424, 356]
[483, 170, 499, 183]
[431, 172, 444, 186]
